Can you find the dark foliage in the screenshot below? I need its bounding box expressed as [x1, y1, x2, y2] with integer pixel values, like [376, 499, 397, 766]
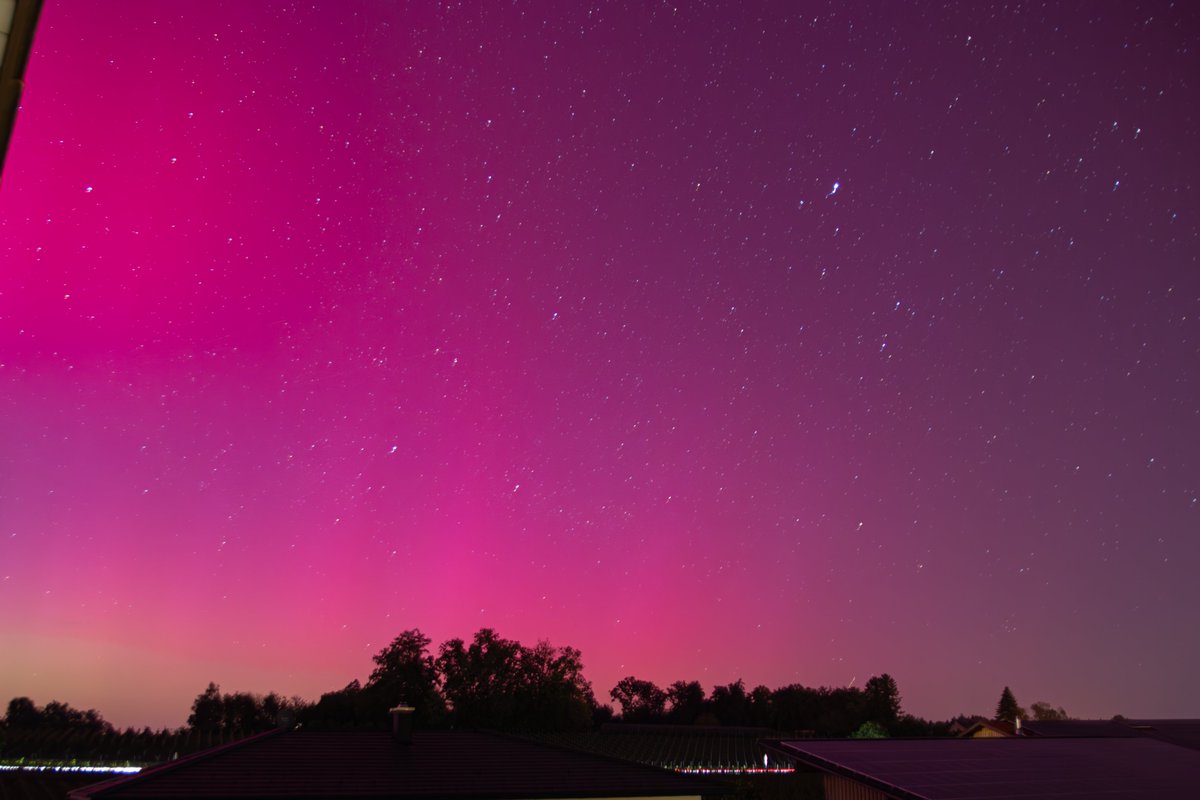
[602, 672, 938, 738]
[609, 677, 668, 723]
[0, 696, 268, 764]
[300, 627, 595, 732]
[3, 697, 111, 736]
[187, 683, 308, 734]
[994, 686, 1026, 723]
[368, 629, 446, 728]
[438, 629, 595, 731]
[709, 680, 751, 726]
[4, 633, 955, 751]
[665, 681, 705, 724]
[863, 674, 901, 726]
[1030, 700, 1069, 720]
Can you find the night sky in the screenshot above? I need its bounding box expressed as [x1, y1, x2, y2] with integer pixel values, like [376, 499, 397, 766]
[2, 1, 1198, 731]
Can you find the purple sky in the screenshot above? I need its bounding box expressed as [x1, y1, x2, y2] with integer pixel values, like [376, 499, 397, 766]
[2, 1, 1198, 730]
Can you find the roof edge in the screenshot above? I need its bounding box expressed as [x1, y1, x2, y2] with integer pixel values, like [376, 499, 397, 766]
[483, 730, 732, 793]
[69, 728, 286, 800]
[760, 740, 925, 800]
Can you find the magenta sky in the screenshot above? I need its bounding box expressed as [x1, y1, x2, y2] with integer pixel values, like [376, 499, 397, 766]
[2, 1, 1198, 731]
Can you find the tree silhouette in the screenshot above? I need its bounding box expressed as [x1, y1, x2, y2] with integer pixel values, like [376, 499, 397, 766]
[1030, 701, 1069, 721]
[995, 686, 1025, 723]
[366, 628, 445, 727]
[517, 640, 596, 731]
[709, 680, 750, 726]
[864, 674, 902, 726]
[187, 683, 225, 732]
[306, 680, 365, 728]
[437, 628, 594, 731]
[749, 684, 774, 727]
[610, 676, 667, 722]
[5, 697, 42, 729]
[3, 697, 111, 735]
[439, 628, 525, 728]
[665, 680, 706, 724]
[187, 684, 309, 732]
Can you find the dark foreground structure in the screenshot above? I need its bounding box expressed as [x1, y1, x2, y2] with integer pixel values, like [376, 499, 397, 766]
[0, 0, 42, 179]
[71, 728, 725, 800]
[765, 736, 1200, 800]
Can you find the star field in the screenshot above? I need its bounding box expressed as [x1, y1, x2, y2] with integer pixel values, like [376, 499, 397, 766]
[1, 1, 1198, 729]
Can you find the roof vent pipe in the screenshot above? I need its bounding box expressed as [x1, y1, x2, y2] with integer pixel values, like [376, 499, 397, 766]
[390, 705, 415, 744]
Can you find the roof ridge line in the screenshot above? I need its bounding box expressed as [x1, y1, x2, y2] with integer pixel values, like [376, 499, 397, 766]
[69, 728, 286, 799]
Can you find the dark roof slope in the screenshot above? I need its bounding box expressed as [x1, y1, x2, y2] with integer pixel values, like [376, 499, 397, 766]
[72, 729, 724, 799]
[765, 737, 1200, 800]
[531, 727, 791, 773]
[1122, 719, 1200, 752]
[1018, 719, 1137, 738]
[1019, 718, 1200, 751]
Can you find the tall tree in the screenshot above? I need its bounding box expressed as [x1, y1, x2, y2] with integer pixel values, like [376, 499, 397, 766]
[187, 683, 225, 731]
[749, 684, 774, 728]
[366, 628, 445, 727]
[863, 674, 902, 725]
[438, 628, 524, 728]
[709, 680, 750, 726]
[995, 686, 1026, 723]
[515, 639, 596, 730]
[815, 686, 865, 737]
[666, 680, 706, 724]
[222, 692, 266, 730]
[5, 697, 41, 729]
[770, 684, 819, 732]
[435, 628, 593, 731]
[609, 676, 667, 722]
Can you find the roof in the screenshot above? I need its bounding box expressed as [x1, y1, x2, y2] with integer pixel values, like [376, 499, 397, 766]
[1122, 719, 1200, 752]
[764, 737, 1200, 800]
[529, 726, 798, 773]
[1016, 718, 1200, 751]
[71, 729, 724, 799]
[1018, 719, 1139, 738]
[957, 719, 1016, 738]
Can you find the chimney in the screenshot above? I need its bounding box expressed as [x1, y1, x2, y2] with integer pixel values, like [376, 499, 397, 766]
[1014, 717, 1022, 736]
[390, 705, 415, 744]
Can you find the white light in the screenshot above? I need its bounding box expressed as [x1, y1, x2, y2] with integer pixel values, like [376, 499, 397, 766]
[676, 767, 795, 775]
[0, 764, 142, 774]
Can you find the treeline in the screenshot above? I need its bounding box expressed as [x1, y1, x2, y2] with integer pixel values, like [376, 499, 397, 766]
[994, 686, 1069, 723]
[187, 684, 309, 732]
[606, 674, 944, 737]
[0, 697, 249, 763]
[295, 628, 943, 737]
[4, 627, 967, 750]
[300, 628, 595, 732]
[3, 698, 112, 737]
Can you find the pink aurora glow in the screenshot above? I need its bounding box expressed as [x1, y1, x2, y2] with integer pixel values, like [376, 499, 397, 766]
[2, 1, 1198, 729]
